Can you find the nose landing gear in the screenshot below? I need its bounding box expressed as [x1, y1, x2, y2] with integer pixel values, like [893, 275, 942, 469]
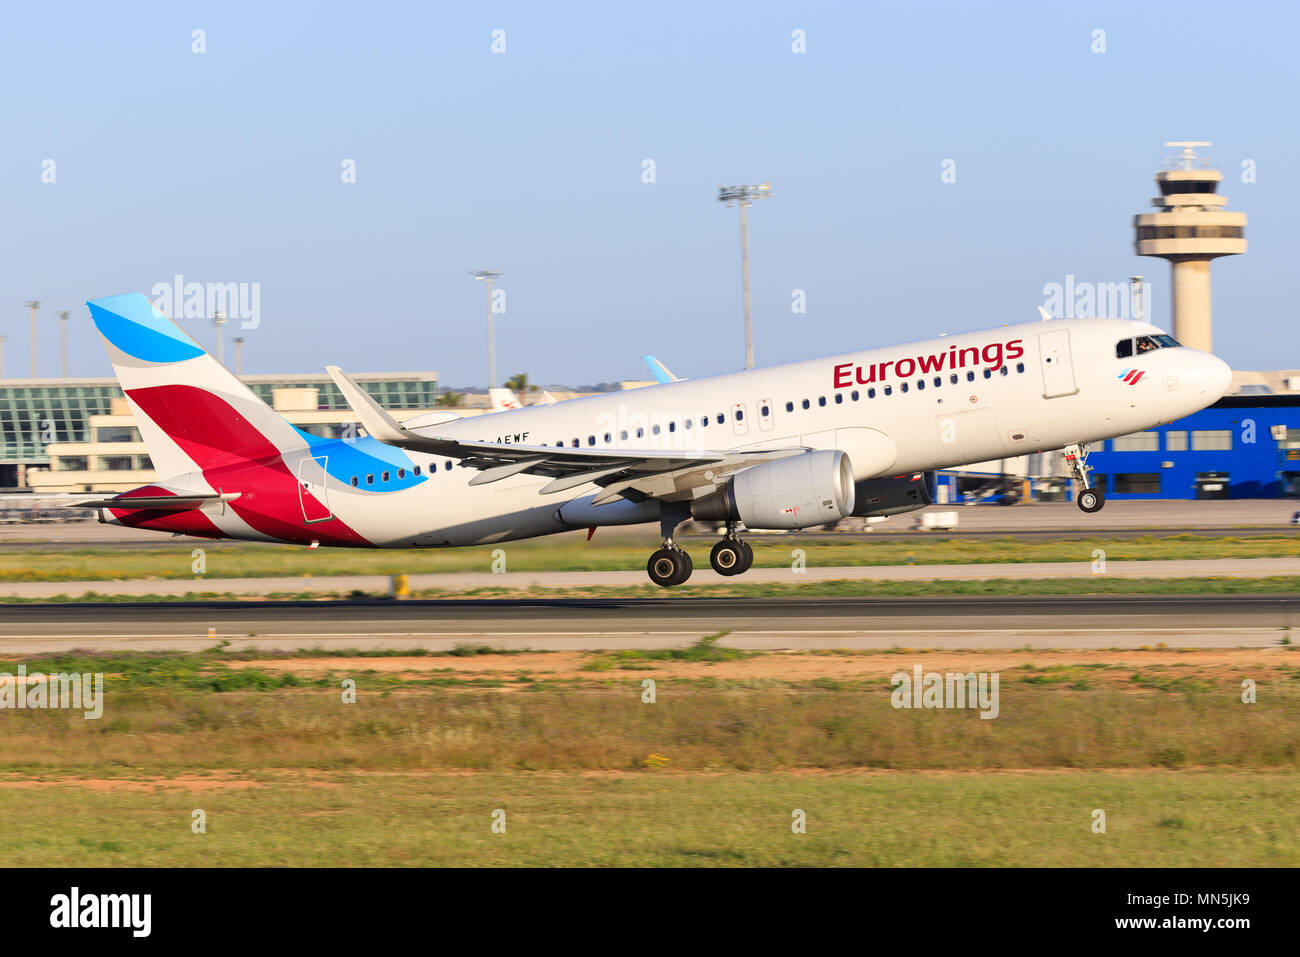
[1065, 443, 1106, 513]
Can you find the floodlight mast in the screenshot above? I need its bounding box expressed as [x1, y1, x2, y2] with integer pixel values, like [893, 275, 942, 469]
[470, 270, 503, 389]
[717, 183, 771, 370]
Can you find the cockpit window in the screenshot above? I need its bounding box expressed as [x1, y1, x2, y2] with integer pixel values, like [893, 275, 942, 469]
[1117, 334, 1180, 359]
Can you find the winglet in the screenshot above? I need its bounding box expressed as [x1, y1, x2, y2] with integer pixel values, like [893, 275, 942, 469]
[643, 355, 680, 384]
[325, 365, 410, 443]
[1037, 306, 1052, 322]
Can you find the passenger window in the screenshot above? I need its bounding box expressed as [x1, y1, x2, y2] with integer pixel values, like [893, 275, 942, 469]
[785, 401, 794, 412]
[397, 468, 405, 479]
[716, 413, 724, 424]
[413, 466, 421, 476]
[684, 419, 692, 429]
[699, 418, 707, 428]
[1016, 362, 1024, 373]
[366, 474, 374, 485]
[350, 476, 358, 487]
[917, 379, 925, 390]
[884, 385, 892, 396]
[1116, 338, 1134, 358]
[851, 390, 860, 401]
[761, 404, 770, 416]
[868, 388, 876, 398]
[966, 371, 975, 382]
[735, 409, 744, 421]
[834, 393, 843, 404]
[1000, 365, 1008, 376]
[983, 368, 992, 379]
[637, 427, 644, 437]
[901, 382, 909, 393]
[620, 430, 628, 440]
[604, 432, 612, 442]
[934, 377, 942, 387]
[818, 396, 826, 407]
[950, 373, 958, 384]
[668, 422, 675, 432]
[571, 438, 580, 447]
[444, 461, 452, 471]
[801, 399, 810, 410]
[381, 471, 389, 482]
[652, 425, 660, 435]
[588, 435, 596, 445]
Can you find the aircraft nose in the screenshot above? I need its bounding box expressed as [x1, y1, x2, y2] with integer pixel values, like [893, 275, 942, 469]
[1201, 353, 1232, 400]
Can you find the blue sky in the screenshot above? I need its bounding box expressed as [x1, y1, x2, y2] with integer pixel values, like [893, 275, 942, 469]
[2, 1, 1295, 385]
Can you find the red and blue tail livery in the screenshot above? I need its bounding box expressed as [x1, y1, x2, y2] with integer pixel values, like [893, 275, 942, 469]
[85, 293, 426, 547]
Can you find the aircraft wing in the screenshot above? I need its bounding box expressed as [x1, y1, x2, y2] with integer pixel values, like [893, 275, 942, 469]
[326, 365, 801, 504]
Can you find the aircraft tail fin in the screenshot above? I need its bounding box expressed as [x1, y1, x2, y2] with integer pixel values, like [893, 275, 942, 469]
[87, 293, 305, 477]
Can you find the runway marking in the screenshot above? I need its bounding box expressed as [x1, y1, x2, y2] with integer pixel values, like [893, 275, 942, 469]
[0, 627, 1282, 640]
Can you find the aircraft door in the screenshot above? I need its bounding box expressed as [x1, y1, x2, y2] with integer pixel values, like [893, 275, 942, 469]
[297, 456, 333, 523]
[1038, 329, 1078, 398]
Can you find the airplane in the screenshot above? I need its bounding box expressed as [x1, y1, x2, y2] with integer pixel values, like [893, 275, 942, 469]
[80, 293, 1231, 587]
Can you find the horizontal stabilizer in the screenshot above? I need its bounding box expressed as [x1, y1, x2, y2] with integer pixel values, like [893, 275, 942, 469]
[78, 492, 240, 511]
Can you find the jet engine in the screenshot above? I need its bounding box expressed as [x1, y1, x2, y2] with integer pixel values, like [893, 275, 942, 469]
[851, 470, 938, 517]
[690, 449, 855, 530]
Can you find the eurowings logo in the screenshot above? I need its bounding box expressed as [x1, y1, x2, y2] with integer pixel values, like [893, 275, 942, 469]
[1118, 368, 1145, 385]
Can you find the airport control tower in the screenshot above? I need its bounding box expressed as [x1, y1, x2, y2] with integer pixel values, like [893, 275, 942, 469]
[1133, 142, 1246, 352]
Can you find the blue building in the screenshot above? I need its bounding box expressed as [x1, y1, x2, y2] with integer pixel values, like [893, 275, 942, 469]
[1088, 395, 1300, 499]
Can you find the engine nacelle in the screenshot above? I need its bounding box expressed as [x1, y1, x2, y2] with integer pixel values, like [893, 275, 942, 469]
[691, 450, 855, 530]
[851, 470, 937, 517]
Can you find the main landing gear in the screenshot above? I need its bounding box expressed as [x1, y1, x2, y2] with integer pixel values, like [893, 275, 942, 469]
[647, 503, 694, 587]
[645, 510, 754, 588]
[709, 524, 753, 577]
[1065, 442, 1106, 513]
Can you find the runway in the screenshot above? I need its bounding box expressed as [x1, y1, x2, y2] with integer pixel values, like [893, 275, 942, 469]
[0, 594, 1294, 652]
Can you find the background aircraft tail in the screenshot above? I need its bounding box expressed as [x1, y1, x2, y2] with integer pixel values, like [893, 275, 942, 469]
[87, 293, 305, 478]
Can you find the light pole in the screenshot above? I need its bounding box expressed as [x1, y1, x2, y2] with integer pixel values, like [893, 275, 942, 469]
[211, 311, 228, 367]
[718, 182, 771, 369]
[57, 311, 69, 377]
[23, 300, 39, 377]
[0, 335, 6, 379]
[232, 336, 245, 375]
[1130, 275, 1144, 323]
[469, 270, 503, 389]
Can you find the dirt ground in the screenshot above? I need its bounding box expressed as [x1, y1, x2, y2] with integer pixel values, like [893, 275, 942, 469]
[223, 647, 1298, 685]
